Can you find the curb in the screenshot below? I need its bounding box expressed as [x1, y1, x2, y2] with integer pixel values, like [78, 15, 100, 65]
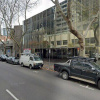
[42, 67, 55, 72]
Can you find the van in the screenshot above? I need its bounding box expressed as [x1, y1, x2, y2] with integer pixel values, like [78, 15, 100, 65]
[19, 53, 43, 69]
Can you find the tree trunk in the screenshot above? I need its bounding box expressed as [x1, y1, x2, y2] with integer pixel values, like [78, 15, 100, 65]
[18, 47, 21, 57]
[3, 44, 6, 54]
[94, 23, 99, 46]
[79, 38, 85, 57]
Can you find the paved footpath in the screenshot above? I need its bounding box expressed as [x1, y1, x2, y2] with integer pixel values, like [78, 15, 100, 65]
[43, 58, 68, 71]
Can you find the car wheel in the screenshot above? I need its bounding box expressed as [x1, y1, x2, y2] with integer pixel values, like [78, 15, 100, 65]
[21, 63, 24, 67]
[29, 64, 32, 69]
[98, 80, 100, 89]
[13, 62, 15, 65]
[62, 71, 69, 80]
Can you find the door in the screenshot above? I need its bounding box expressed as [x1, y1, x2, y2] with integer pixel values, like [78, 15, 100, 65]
[24, 57, 30, 66]
[82, 63, 97, 81]
[29, 57, 33, 66]
[70, 62, 82, 77]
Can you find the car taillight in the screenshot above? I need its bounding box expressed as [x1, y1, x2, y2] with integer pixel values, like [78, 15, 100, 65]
[54, 65, 55, 69]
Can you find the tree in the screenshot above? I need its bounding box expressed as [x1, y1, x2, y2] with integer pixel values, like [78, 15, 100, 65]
[0, 0, 39, 56]
[0, 0, 19, 54]
[15, 0, 39, 56]
[51, 0, 99, 56]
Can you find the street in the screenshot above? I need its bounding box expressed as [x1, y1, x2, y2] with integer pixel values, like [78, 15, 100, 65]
[0, 61, 100, 100]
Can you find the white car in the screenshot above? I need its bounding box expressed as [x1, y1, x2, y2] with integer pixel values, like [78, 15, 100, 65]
[19, 53, 43, 69]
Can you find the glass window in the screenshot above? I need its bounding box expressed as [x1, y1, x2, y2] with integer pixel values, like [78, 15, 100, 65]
[56, 19, 61, 22]
[63, 9, 67, 12]
[62, 22, 66, 26]
[57, 23, 61, 26]
[56, 29, 61, 31]
[73, 62, 83, 68]
[57, 41, 61, 45]
[75, 62, 82, 66]
[51, 41, 54, 45]
[62, 5, 67, 8]
[30, 57, 33, 60]
[85, 38, 89, 43]
[90, 37, 95, 43]
[34, 56, 42, 61]
[75, 39, 78, 44]
[72, 39, 74, 44]
[83, 64, 91, 69]
[63, 40, 67, 45]
[91, 62, 100, 70]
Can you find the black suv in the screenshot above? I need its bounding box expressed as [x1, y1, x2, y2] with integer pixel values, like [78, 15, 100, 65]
[54, 57, 100, 89]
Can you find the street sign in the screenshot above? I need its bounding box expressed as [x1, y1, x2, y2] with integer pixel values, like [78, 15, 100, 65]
[49, 49, 51, 54]
[23, 48, 31, 53]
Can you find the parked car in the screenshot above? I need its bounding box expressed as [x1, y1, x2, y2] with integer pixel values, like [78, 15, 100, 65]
[0, 54, 8, 61]
[6, 57, 13, 64]
[54, 57, 100, 89]
[19, 53, 43, 69]
[12, 57, 19, 65]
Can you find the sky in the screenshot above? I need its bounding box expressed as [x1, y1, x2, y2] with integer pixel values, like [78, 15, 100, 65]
[2, 0, 64, 30]
[26, 0, 64, 18]
[18, 0, 64, 25]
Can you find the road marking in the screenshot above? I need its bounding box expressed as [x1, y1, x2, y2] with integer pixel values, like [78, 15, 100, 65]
[6, 89, 19, 100]
[33, 71, 38, 73]
[80, 85, 94, 90]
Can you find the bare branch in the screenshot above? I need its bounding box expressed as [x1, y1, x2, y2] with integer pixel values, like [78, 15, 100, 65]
[84, 11, 99, 38]
[51, 0, 56, 4]
[0, 39, 5, 45]
[52, 0, 84, 50]
[94, 23, 99, 46]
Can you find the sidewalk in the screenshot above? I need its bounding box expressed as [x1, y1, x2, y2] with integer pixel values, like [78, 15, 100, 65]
[43, 58, 67, 71]
[43, 58, 100, 71]
[96, 60, 100, 65]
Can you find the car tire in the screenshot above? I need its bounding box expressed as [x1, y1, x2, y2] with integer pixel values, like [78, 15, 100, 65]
[13, 62, 15, 65]
[21, 63, 24, 67]
[29, 64, 32, 69]
[62, 71, 69, 80]
[98, 80, 100, 89]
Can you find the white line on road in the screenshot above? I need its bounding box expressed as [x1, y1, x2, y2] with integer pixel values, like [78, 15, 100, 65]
[6, 89, 19, 100]
[80, 85, 94, 90]
[33, 71, 38, 73]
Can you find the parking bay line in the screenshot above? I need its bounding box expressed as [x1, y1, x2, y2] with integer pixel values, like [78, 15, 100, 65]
[6, 89, 19, 100]
[79, 85, 94, 90]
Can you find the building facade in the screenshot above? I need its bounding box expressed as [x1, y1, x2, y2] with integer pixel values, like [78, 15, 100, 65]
[24, 6, 55, 58]
[13, 25, 23, 57]
[0, 35, 13, 56]
[23, 0, 100, 59]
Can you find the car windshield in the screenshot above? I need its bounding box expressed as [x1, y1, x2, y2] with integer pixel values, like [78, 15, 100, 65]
[91, 62, 100, 69]
[34, 56, 42, 61]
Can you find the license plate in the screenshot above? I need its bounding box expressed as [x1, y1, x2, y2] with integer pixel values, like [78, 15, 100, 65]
[39, 66, 41, 68]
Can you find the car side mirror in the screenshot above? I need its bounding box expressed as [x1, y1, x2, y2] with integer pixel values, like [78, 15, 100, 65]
[91, 67, 95, 71]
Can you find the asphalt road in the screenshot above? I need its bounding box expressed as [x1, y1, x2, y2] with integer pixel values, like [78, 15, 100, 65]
[0, 61, 100, 100]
